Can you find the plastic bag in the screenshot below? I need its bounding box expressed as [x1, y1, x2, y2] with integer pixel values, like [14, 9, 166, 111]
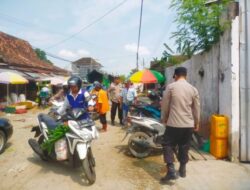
[55, 138, 68, 161]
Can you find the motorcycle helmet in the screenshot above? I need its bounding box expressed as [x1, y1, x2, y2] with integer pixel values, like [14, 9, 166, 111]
[67, 76, 82, 89]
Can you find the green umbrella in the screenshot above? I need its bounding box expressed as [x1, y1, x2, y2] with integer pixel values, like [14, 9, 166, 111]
[150, 70, 165, 83]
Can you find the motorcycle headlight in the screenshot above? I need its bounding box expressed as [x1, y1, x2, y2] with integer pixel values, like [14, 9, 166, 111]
[68, 120, 81, 130]
[79, 131, 92, 141]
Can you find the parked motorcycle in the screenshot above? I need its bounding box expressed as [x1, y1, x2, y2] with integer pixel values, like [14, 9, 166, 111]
[123, 116, 165, 158]
[130, 90, 161, 120]
[39, 91, 50, 109]
[130, 103, 161, 120]
[28, 108, 99, 185]
[123, 116, 204, 159]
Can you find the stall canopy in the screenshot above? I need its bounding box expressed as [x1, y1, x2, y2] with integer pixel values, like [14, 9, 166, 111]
[0, 71, 29, 105]
[0, 71, 28, 84]
[130, 69, 165, 84]
[38, 76, 65, 86]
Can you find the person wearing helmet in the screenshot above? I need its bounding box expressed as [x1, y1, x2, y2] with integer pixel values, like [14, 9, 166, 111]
[93, 81, 109, 132]
[57, 76, 94, 119]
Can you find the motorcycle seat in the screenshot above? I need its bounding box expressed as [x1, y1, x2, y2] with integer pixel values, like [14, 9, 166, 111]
[38, 113, 59, 130]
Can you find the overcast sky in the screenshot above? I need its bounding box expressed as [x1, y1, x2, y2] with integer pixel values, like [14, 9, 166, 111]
[0, 0, 176, 75]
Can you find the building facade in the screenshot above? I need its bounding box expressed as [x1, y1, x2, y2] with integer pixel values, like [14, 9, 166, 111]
[71, 57, 102, 80]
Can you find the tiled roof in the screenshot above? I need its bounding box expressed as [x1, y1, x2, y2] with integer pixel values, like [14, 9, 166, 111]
[0, 31, 68, 75]
[73, 57, 102, 67]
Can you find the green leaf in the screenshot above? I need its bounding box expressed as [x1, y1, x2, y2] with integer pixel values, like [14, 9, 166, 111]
[41, 125, 70, 154]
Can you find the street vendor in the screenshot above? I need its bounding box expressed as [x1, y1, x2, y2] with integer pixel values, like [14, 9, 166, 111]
[57, 76, 94, 119]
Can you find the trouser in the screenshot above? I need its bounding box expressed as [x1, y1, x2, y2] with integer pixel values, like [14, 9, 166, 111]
[99, 113, 107, 125]
[162, 126, 193, 164]
[122, 104, 129, 124]
[111, 101, 122, 122]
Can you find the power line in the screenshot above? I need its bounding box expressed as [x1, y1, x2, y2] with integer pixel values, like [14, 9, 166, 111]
[32, 46, 73, 63]
[46, 0, 129, 49]
[0, 12, 109, 49]
[136, 0, 144, 70]
[45, 52, 73, 63]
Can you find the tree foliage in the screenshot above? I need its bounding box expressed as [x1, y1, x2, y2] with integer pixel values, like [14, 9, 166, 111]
[35, 48, 53, 65]
[150, 43, 189, 69]
[119, 75, 126, 83]
[170, 0, 231, 56]
[129, 68, 138, 76]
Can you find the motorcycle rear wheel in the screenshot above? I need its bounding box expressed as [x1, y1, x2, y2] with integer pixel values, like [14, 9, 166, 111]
[128, 132, 151, 158]
[82, 148, 96, 185]
[37, 135, 49, 161]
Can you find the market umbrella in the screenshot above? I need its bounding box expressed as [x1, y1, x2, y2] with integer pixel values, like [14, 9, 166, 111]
[0, 71, 29, 105]
[130, 69, 165, 84]
[0, 71, 28, 84]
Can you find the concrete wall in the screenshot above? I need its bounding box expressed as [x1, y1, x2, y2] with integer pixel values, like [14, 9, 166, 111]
[165, 44, 220, 138]
[239, 0, 250, 162]
[165, 3, 240, 160]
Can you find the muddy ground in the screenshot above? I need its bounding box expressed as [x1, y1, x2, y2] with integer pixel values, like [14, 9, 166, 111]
[0, 108, 250, 190]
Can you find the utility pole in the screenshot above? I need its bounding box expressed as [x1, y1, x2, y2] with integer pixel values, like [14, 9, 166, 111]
[136, 0, 144, 71]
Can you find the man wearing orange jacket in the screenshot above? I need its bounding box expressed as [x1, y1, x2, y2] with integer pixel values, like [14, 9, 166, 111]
[94, 81, 110, 132]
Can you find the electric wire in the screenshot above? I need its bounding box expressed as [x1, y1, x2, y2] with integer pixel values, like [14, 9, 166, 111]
[0, 12, 109, 49]
[46, 0, 129, 49]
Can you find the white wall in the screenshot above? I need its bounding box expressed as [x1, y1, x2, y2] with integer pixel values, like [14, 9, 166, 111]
[165, 44, 220, 138]
[165, 11, 240, 161]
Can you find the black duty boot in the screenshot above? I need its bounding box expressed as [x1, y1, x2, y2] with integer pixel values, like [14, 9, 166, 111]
[160, 163, 178, 184]
[179, 163, 186, 178]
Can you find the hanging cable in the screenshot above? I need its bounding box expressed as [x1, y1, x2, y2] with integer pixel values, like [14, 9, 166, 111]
[136, 0, 144, 70]
[46, 0, 128, 49]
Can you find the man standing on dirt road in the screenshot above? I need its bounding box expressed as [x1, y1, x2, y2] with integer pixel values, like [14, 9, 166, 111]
[108, 77, 123, 126]
[160, 67, 200, 184]
[120, 80, 137, 126]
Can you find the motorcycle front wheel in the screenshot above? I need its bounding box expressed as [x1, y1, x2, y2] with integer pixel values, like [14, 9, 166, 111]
[82, 148, 96, 185]
[128, 132, 151, 158]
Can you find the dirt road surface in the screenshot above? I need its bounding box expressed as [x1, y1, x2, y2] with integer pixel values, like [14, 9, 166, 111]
[0, 109, 250, 190]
